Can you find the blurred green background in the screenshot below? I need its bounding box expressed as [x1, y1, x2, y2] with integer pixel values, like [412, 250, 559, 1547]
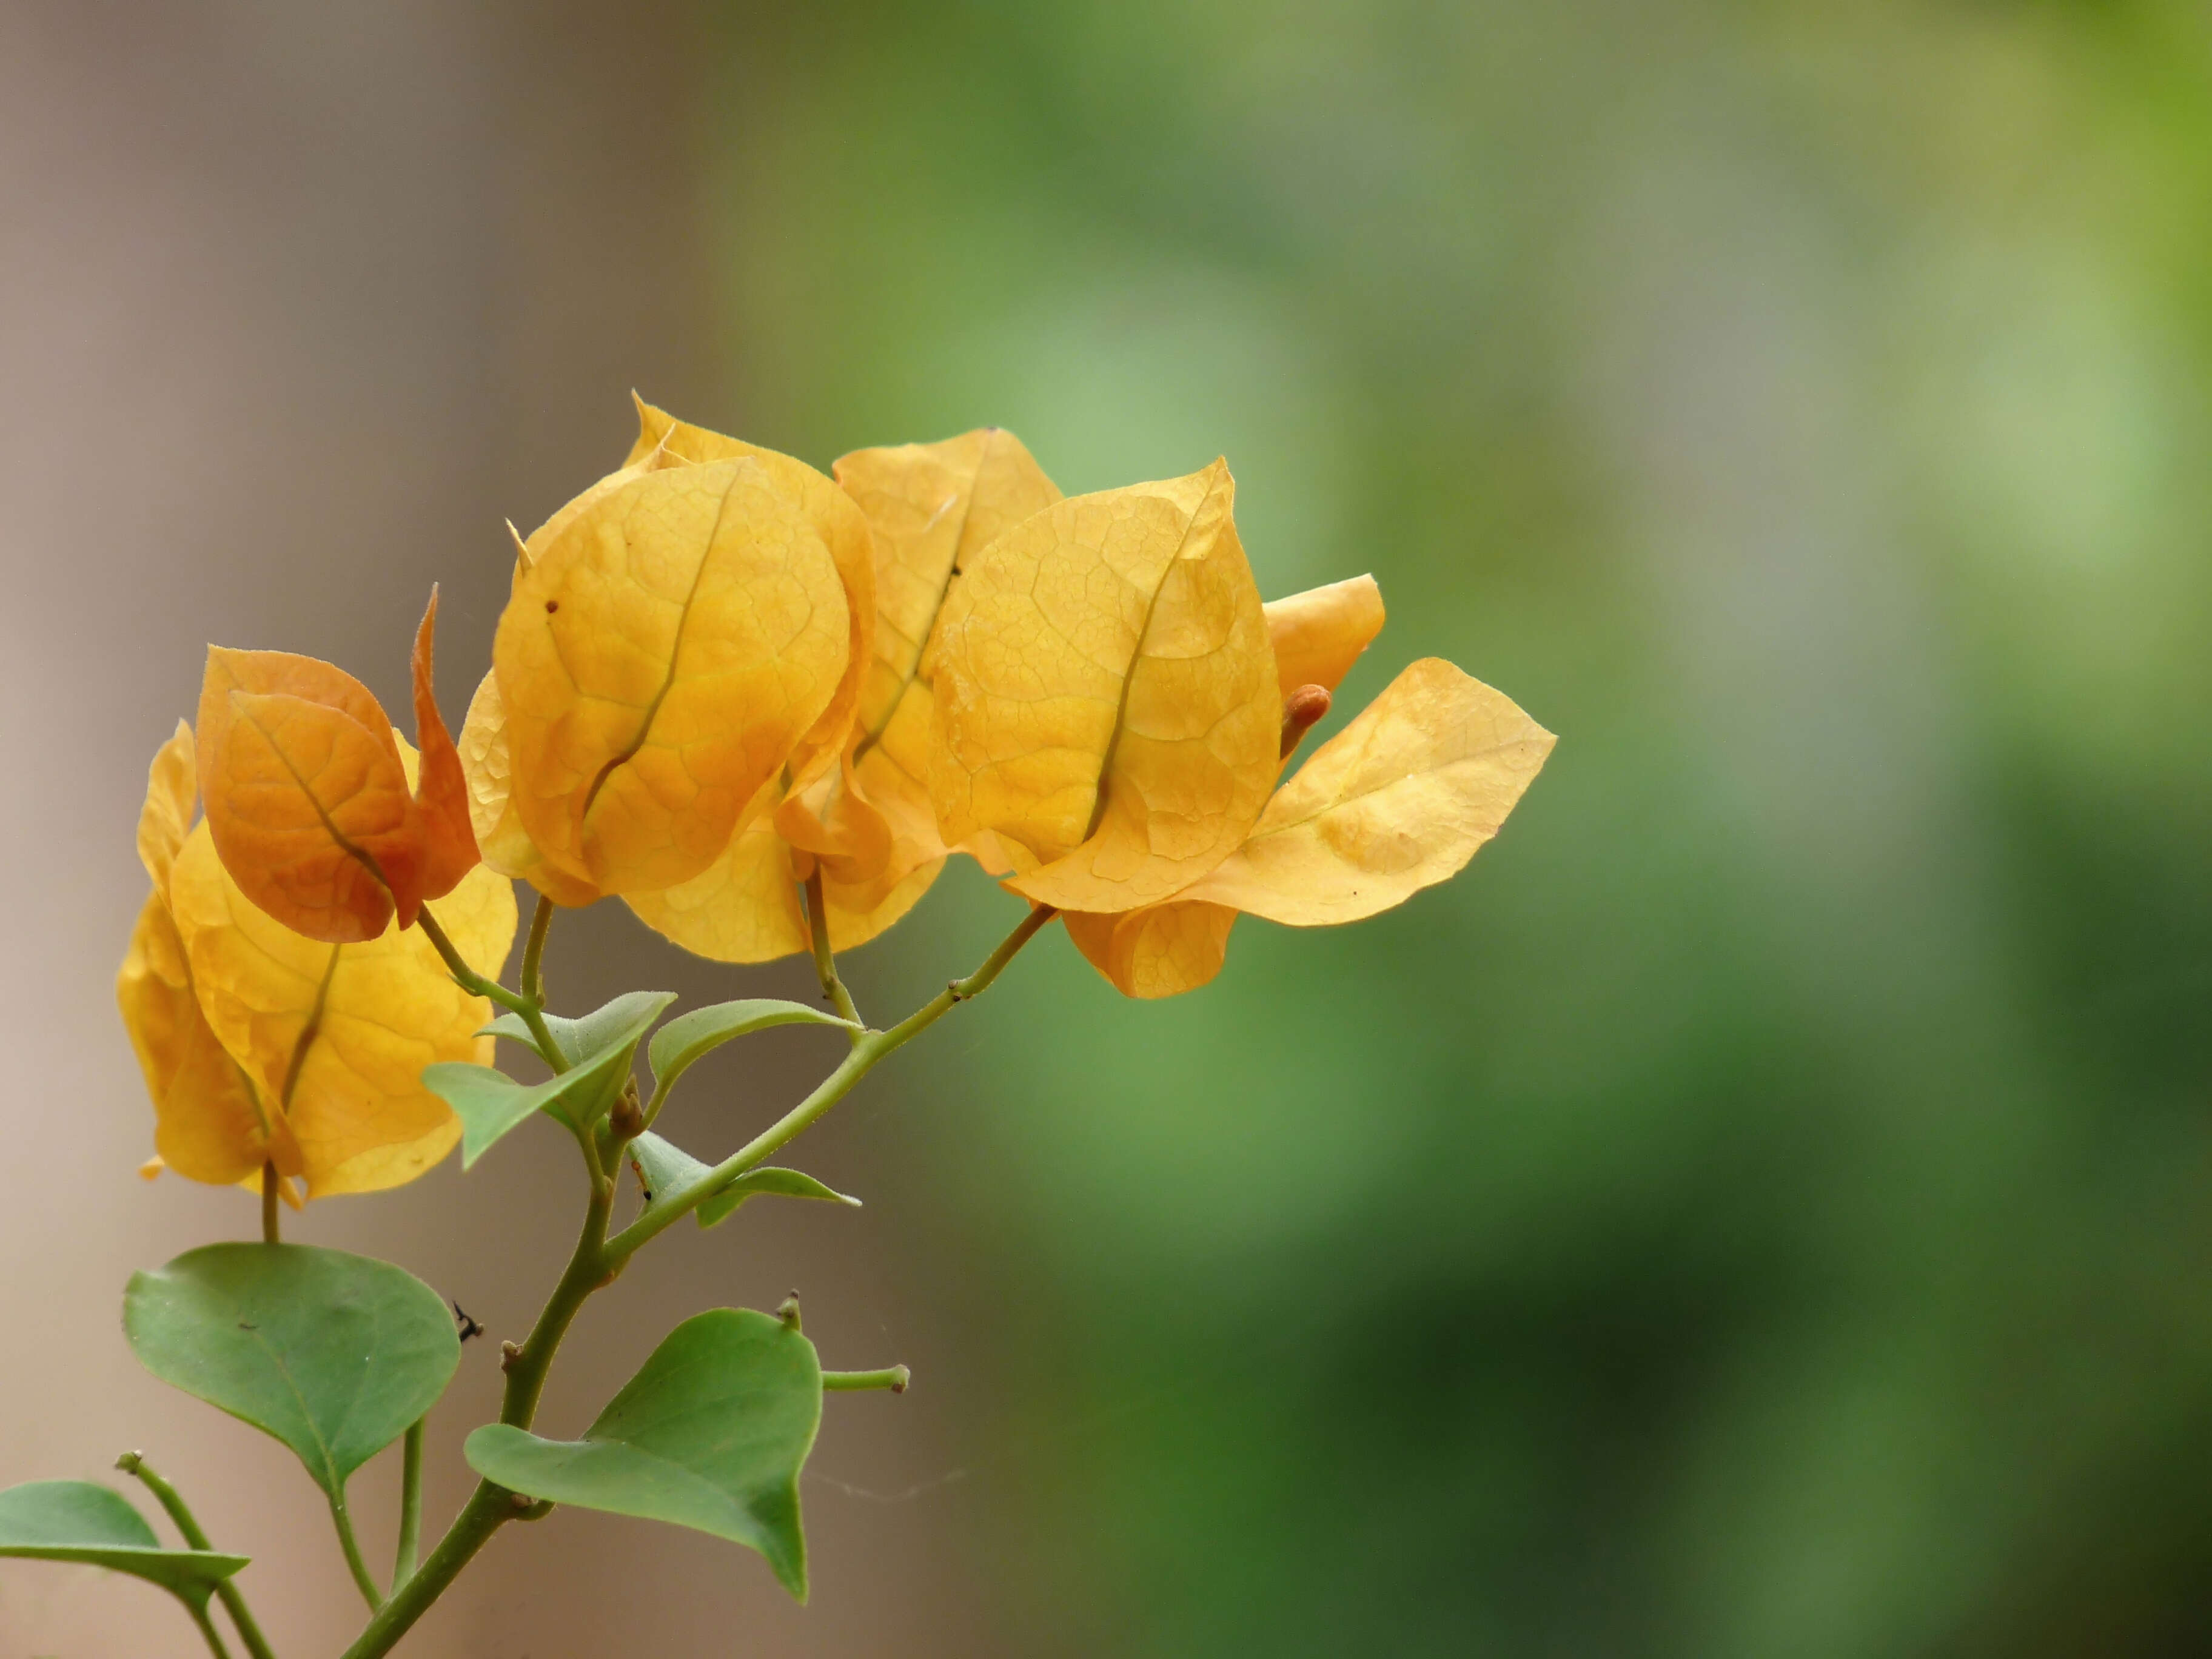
[764, 2, 2212, 1654]
[8, 1, 2212, 1654]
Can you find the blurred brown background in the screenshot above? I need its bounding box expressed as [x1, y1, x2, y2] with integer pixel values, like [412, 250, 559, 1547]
[11, 1, 2212, 1657]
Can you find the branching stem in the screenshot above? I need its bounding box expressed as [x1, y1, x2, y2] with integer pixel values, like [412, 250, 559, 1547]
[803, 867, 865, 1031]
[606, 903, 1054, 1262]
[418, 905, 566, 1068]
[340, 902, 1056, 1659]
[330, 1492, 382, 1612]
[392, 1419, 424, 1591]
[115, 1452, 276, 1659]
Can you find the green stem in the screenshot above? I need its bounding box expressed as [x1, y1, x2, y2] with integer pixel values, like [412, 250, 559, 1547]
[418, 905, 566, 1069]
[260, 1162, 279, 1245]
[189, 1600, 239, 1659]
[519, 892, 554, 1008]
[802, 867, 865, 1030]
[823, 1366, 911, 1392]
[330, 1492, 382, 1612]
[340, 907, 1053, 1658]
[339, 1173, 617, 1659]
[114, 1453, 277, 1659]
[392, 1419, 424, 1591]
[607, 903, 1055, 1262]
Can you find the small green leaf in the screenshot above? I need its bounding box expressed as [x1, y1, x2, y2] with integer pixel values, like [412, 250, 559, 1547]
[478, 990, 679, 1078]
[0, 1481, 247, 1612]
[627, 1131, 860, 1229]
[464, 1308, 822, 1598]
[441, 991, 676, 1164]
[123, 1244, 459, 1503]
[646, 999, 855, 1098]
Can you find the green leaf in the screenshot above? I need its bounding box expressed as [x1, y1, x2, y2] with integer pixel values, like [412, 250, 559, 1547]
[626, 1131, 861, 1229]
[123, 1244, 460, 1503]
[0, 1481, 247, 1612]
[479, 990, 679, 1075]
[645, 999, 855, 1099]
[440, 991, 676, 1164]
[464, 1309, 822, 1598]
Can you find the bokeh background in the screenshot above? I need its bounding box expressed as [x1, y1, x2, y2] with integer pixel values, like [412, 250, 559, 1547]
[5, 1, 2212, 1654]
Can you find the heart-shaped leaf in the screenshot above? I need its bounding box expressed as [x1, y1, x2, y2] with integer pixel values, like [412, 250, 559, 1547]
[124, 1244, 459, 1502]
[627, 1131, 860, 1229]
[0, 1481, 248, 1612]
[645, 999, 855, 1098]
[440, 991, 676, 1164]
[464, 1308, 821, 1598]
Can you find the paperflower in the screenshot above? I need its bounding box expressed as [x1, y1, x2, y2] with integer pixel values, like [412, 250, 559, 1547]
[196, 593, 478, 944]
[927, 460, 1553, 996]
[120, 723, 518, 1196]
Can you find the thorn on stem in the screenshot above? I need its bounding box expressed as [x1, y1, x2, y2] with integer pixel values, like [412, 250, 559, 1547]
[499, 1339, 523, 1372]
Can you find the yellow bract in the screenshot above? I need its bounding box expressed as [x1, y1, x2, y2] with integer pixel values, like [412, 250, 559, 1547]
[1263, 574, 1386, 698]
[836, 428, 1064, 863]
[118, 722, 292, 1189]
[1063, 656, 1555, 997]
[468, 405, 1074, 964]
[928, 460, 1282, 913]
[121, 726, 519, 1198]
[492, 454, 851, 895]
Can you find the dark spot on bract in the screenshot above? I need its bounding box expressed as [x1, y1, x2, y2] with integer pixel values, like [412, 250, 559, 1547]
[545, 600, 560, 614]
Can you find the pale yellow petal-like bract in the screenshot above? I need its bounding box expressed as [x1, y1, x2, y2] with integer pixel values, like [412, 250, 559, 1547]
[626, 790, 942, 965]
[928, 460, 1281, 913]
[1180, 657, 1553, 925]
[493, 457, 850, 895]
[626, 398, 877, 796]
[835, 428, 1064, 859]
[137, 719, 198, 888]
[457, 669, 602, 908]
[1263, 574, 1386, 698]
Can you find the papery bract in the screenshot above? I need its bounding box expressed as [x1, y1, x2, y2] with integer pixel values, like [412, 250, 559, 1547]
[628, 426, 1064, 962]
[492, 451, 850, 896]
[195, 592, 479, 943]
[164, 738, 518, 1196]
[1263, 573, 1385, 698]
[117, 722, 295, 1188]
[928, 460, 1281, 913]
[1064, 656, 1555, 997]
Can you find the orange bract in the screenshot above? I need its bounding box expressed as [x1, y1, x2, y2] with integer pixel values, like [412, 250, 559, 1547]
[195, 592, 480, 943]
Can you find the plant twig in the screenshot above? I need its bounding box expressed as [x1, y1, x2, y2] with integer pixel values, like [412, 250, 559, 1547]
[606, 903, 1056, 1262]
[115, 1452, 277, 1659]
[823, 1366, 911, 1392]
[518, 892, 554, 1008]
[329, 1493, 382, 1612]
[417, 905, 566, 1070]
[259, 1163, 279, 1245]
[392, 1419, 424, 1591]
[802, 867, 865, 1030]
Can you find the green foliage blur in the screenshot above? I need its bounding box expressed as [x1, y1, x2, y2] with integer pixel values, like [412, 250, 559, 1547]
[716, 2, 2212, 1651]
